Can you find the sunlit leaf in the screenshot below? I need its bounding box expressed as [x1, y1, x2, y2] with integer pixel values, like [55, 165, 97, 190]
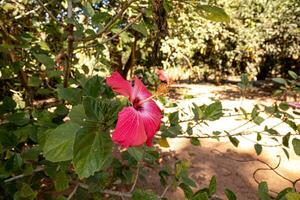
[198, 5, 230, 23]
[286, 192, 300, 200]
[158, 137, 170, 148]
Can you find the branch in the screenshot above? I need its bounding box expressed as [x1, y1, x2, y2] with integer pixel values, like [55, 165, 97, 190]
[67, 184, 78, 200]
[103, 13, 143, 44]
[129, 164, 140, 193]
[213, 150, 300, 193]
[63, 0, 74, 88]
[76, 182, 133, 198]
[37, 0, 65, 26]
[160, 182, 172, 198]
[253, 156, 294, 185]
[78, 0, 138, 42]
[75, 13, 143, 50]
[15, 0, 55, 20]
[4, 166, 44, 183]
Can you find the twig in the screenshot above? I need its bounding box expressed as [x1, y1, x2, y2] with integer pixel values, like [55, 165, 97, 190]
[213, 150, 300, 193]
[129, 164, 140, 193]
[75, 13, 143, 50]
[76, 182, 133, 198]
[67, 184, 78, 200]
[15, 0, 54, 19]
[63, 0, 74, 88]
[160, 183, 172, 198]
[78, 0, 138, 42]
[253, 156, 293, 185]
[4, 166, 44, 183]
[240, 135, 282, 147]
[103, 13, 143, 44]
[37, 0, 65, 26]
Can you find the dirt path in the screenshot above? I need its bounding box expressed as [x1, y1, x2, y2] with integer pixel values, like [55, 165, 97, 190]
[156, 83, 300, 200]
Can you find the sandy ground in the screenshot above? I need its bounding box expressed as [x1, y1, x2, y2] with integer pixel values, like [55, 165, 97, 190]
[147, 83, 300, 200]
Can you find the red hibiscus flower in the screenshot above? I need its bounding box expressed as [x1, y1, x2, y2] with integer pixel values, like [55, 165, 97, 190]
[106, 72, 162, 148]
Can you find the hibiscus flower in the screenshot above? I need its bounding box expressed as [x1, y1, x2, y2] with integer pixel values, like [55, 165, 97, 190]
[106, 72, 162, 148]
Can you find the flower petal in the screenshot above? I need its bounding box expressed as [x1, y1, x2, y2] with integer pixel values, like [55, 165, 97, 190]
[132, 77, 152, 101]
[139, 100, 162, 146]
[106, 71, 132, 99]
[288, 102, 300, 109]
[112, 107, 147, 148]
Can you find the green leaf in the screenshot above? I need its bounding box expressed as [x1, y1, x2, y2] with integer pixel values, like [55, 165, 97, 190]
[279, 102, 289, 111]
[28, 76, 42, 87]
[23, 146, 41, 161]
[0, 96, 16, 114]
[190, 138, 201, 146]
[251, 106, 259, 119]
[73, 128, 112, 178]
[265, 127, 279, 135]
[192, 192, 209, 200]
[198, 5, 230, 23]
[286, 192, 300, 200]
[282, 133, 291, 148]
[228, 136, 239, 147]
[132, 22, 148, 37]
[286, 120, 297, 131]
[204, 101, 223, 121]
[82, 76, 103, 98]
[257, 133, 262, 141]
[282, 148, 290, 159]
[169, 111, 179, 126]
[254, 144, 262, 155]
[69, 104, 86, 125]
[182, 176, 197, 187]
[132, 189, 158, 200]
[47, 70, 63, 78]
[54, 170, 69, 191]
[33, 53, 55, 69]
[8, 112, 30, 126]
[208, 175, 217, 196]
[292, 138, 300, 156]
[240, 107, 248, 119]
[84, 2, 94, 17]
[224, 188, 237, 200]
[57, 87, 81, 105]
[15, 183, 37, 200]
[5, 154, 23, 172]
[158, 137, 170, 147]
[272, 78, 287, 85]
[288, 71, 298, 80]
[92, 12, 111, 25]
[82, 96, 103, 121]
[179, 183, 194, 199]
[276, 188, 294, 200]
[128, 147, 144, 161]
[163, 0, 173, 13]
[43, 122, 80, 162]
[257, 182, 272, 200]
[254, 116, 264, 125]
